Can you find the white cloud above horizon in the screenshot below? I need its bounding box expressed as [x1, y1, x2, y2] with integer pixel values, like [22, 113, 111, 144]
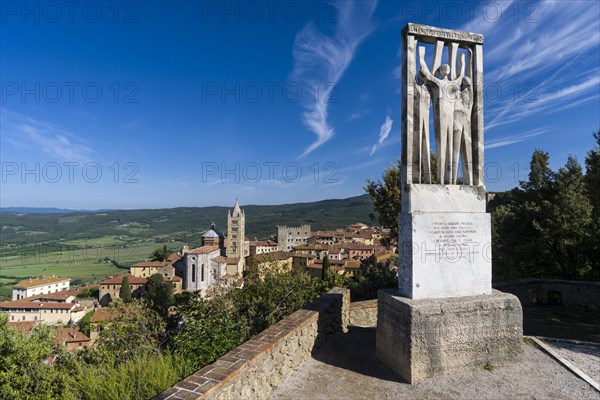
[370, 115, 394, 155]
[292, 0, 378, 158]
[0, 108, 93, 162]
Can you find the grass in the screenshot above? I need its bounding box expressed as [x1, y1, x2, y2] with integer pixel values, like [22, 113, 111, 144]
[483, 361, 495, 372]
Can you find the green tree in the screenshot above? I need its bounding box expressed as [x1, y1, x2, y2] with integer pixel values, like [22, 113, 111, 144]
[492, 149, 594, 280]
[345, 262, 398, 301]
[0, 314, 72, 399]
[585, 130, 600, 279]
[150, 245, 170, 262]
[143, 274, 174, 319]
[77, 310, 95, 336]
[547, 156, 592, 279]
[364, 160, 401, 241]
[93, 300, 166, 363]
[321, 255, 330, 280]
[173, 296, 249, 369]
[119, 276, 132, 303]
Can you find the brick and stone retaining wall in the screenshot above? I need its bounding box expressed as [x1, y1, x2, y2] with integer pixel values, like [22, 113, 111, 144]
[155, 287, 350, 400]
[494, 279, 600, 309]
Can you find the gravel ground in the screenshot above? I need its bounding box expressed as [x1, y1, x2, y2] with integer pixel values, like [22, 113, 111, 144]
[541, 339, 600, 384]
[269, 327, 600, 400]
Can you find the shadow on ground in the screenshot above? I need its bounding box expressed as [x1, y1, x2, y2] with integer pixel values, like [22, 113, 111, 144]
[523, 305, 600, 342]
[311, 326, 406, 383]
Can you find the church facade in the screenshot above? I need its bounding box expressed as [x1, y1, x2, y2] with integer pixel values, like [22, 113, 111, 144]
[177, 201, 247, 297]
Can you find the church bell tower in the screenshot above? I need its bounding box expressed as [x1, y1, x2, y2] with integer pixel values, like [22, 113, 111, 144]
[226, 199, 245, 259]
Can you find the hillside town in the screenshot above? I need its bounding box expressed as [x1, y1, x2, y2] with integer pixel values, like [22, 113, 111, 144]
[0, 200, 393, 347]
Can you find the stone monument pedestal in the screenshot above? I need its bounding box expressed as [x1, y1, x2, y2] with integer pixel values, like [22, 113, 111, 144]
[376, 289, 523, 383]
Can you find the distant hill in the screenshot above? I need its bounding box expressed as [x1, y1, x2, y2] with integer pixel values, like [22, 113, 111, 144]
[0, 194, 376, 245]
[0, 207, 116, 214]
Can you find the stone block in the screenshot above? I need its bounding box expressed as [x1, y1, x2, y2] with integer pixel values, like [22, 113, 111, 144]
[398, 211, 492, 299]
[401, 184, 486, 213]
[376, 289, 523, 383]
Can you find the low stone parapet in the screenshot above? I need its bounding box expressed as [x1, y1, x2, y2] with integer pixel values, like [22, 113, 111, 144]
[155, 287, 349, 400]
[494, 279, 600, 309]
[348, 299, 378, 327]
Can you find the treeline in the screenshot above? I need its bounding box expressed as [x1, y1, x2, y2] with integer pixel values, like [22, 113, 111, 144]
[0, 195, 375, 246]
[491, 130, 599, 281]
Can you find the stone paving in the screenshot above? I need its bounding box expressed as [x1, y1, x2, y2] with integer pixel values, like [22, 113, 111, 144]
[270, 327, 600, 400]
[541, 338, 600, 385]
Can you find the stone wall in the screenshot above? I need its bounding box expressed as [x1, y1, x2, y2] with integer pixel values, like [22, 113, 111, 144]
[348, 299, 378, 327]
[155, 287, 349, 400]
[494, 279, 600, 309]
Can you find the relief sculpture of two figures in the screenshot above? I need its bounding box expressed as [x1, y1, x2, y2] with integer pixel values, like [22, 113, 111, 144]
[415, 43, 473, 185]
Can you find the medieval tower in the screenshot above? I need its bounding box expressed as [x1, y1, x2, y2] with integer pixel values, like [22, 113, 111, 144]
[226, 199, 245, 259]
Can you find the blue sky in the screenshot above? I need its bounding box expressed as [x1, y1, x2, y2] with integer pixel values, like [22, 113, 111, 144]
[1, 0, 599, 209]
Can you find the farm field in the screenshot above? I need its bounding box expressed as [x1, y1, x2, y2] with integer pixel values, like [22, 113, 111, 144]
[0, 237, 187, 301]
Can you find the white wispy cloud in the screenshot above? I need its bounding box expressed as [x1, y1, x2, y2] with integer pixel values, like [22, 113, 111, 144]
[459, 0, 600, 132]
[370, 115, 394, 155]
[292, 0, 378, 158]
[487, 127, 551, 149]
[0, 108, 93, 161]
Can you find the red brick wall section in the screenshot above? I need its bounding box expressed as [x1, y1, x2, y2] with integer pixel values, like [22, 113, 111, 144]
[154, 287, 350, 400]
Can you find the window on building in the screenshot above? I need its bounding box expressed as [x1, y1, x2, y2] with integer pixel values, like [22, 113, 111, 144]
[192, 264, 196, 282]
[201, 264, 205, 281]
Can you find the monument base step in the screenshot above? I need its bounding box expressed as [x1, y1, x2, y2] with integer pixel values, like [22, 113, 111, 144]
[376, 289, 523, 383]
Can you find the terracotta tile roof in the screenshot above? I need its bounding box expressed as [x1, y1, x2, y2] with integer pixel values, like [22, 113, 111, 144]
[13, 277, 70, 288]
[99, 274, 147, 285]
[7, 321, 37, 334]
[293, 244, 330, 251]
[0, 301, 77, 310]
[346, 244, 384, 251]
[345, 259, 362, 269]
[225, 257, 241, 264]
[90, 308, 117, 323]
[53, 327, 91, 344]
[167, 276, 182, 282]
[131, 261, 168, 268]
[167, 253, 182, 262]
[25, 289, 80, 302]
[211, 256, 228, 263]
[187, 245, 220, 254]
[250, 240, 278, 247]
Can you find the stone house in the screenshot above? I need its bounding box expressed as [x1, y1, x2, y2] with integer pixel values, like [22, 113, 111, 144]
[12, 276, 70, 300]
[0, 300, 88, 324]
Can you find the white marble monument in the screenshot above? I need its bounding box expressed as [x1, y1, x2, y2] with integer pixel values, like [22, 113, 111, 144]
[376, 24, 522, 383]
[398, 23, 490, 299]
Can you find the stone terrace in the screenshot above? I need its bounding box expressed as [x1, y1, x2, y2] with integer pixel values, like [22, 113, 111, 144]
[156, 288, 600, 400]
